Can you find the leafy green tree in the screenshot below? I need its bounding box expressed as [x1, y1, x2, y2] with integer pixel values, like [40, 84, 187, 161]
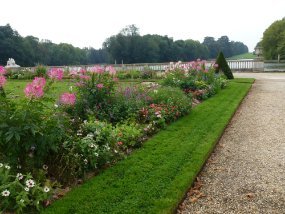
[262, 18, 285, 60]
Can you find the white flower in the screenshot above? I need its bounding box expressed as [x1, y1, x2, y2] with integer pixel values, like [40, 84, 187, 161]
[17, 165, 22, 169]
[114, 149, 118, 154]
[43, 165, 48, 170]
[5, 165, 10, 170]
[157, 114, 162, 118]
[26, 179, 35, 188]
[24, 187, 29, 192]
[43, 187, 50, 192]
[87, 133, 94, 138]
[95, 153, 99, 157]
[153, 90, 158, 94]
[2, 190, 10, 197]
[84, 159, 88, 164]
[69, 86, 73, 91]
[20, 199, 25, 203]
[0, 163, 3, 167]
[104, 145, 110, 150]
[16, 173, 23, 180]
[54, 104, 59, 108]
[89, 143, 95, 148]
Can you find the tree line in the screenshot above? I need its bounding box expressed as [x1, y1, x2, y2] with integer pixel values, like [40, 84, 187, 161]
[0, 24, 248, 67]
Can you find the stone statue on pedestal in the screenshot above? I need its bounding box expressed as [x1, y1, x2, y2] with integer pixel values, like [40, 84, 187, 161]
[5, 58, 20, 68]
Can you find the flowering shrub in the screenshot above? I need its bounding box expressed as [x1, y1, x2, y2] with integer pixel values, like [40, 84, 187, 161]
[35, 65, 47, 77]
[0, 163, 53, 213]
[48, 68, 64, 80]
[0, 74, 75, 171]
[162, 60, 228, 100]
[60, 93, 76, 105]
[71, 66, 117, 120]
[106, 85, 152, 123]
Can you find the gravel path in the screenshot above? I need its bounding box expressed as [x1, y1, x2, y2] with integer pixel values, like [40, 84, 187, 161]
[178, 73, 285, 214]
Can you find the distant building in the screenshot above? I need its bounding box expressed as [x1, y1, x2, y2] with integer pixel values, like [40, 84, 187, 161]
[254, 46, 263, 58]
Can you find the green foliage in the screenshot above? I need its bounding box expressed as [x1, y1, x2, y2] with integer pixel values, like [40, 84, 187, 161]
[106, 85, 150, 123]
[113, 122, 143, 149]
[262, 18, 285, 60]
[215, 52, 234, 79]
[0, 95, 70, 170]
[43, 79, 253, 214]
[0, 163, 53, 213]
[6, 68, 35, 80]
[35, 65, 47, 77]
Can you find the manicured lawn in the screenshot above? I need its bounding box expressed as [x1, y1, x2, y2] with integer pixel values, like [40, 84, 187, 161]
[227, 52, 256, 60]
[4, 80, 141, 99]
[42, 78, 254, 214]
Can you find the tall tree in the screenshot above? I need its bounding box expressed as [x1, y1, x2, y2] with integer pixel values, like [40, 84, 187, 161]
[262, 18, 285, 60]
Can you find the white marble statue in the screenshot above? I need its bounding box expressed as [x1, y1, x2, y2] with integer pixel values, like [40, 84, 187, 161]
[5, 58, 20, 68]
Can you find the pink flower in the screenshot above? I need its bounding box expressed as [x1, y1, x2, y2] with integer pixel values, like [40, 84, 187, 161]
[0, 66, 6, 75]
[213, 64, 219, 68]
[106, 66, 116, 75]
[90, 66, 104, 74]
[75, 82, 84, 87]
[48, 68, 64, 80]
[32, 77, 46, 87]
[79, 75, 91, 80]
[197, 66, 202, 70]
[79, 68, 86, 74]
[24, 83, 44, 98]
[69, 70, 79, 77]
[117, 141, 123, 146]
[0, 76, 7, 87]
[60, 93, 76, 105]
[96, 83, 104, 89]
[113, 77, 119, 82]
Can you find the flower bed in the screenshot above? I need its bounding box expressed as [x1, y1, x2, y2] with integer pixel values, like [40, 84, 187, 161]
[0, 60, 226, 212]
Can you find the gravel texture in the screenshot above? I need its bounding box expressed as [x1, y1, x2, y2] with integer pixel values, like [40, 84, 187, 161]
[178, 73, 285, 214]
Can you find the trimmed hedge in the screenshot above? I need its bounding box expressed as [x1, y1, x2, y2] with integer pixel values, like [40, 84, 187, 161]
[216, 52, 234, 79]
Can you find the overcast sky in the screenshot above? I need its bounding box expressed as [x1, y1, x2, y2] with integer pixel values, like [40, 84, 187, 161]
[1, 0, 284, 52]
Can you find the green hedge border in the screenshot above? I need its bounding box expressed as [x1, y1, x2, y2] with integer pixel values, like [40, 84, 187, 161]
[43, 78, 254, 214]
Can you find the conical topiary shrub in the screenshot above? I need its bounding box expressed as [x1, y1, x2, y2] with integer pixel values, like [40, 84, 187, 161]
[215, 52, 234, 79]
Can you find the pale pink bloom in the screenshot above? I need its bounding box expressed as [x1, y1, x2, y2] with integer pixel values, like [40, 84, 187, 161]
[213, 63, 219, 68]
[24, 83, 44, 98]
[90, 66, 104, 74]
[79, 68, 86, 74]
[48, 68, 64, 80]
[69, 70, 78, 77]
[204, 69, 209, 73]
[26, 179, 35, 188]
[113, 77, 119, 82]
[79, 75, 91, 80]
[96, 83, 104, 89]
[0, 66, 6, 75]
[60, 93, 76, 105]
[32, 77, 46, 87]
[75, 82, 84, 87]
[197, 58, 201, 62]
[197, 66, 202, 70]
[0, 76, 7, 87]
[106, 66, 116, 75]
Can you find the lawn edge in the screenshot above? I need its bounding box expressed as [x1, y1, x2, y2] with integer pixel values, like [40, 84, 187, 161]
[174, 79, 255, 213]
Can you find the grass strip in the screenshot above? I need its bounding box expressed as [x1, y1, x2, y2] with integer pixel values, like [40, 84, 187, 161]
[43, 78, 253, 214]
